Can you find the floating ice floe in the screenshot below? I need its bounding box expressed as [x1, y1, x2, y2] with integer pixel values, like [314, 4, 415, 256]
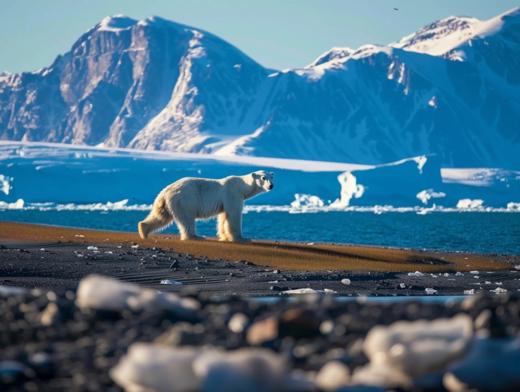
[0, 174, 13, 195]
[416, 189, 446, 205]
[0, 198, 24, 209]
[76, 275, 198, 314]
[463, 289, 475, 295]
[456, 199, 484, 210]
[408, 271, 425, 277]
[354, 314, 473, 388]
[425, 288, 438, 295]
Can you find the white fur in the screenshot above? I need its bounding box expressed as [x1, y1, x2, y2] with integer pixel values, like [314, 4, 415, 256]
[138, 171, 274, 242]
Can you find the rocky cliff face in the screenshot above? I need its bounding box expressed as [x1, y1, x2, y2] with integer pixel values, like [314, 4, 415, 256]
[1, 9, 519, 167]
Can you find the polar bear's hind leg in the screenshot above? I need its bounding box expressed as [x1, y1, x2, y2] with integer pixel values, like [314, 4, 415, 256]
[138, 196, 173, 239]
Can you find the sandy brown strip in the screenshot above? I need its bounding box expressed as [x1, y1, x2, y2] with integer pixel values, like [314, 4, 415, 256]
[0, 221, 511, 272]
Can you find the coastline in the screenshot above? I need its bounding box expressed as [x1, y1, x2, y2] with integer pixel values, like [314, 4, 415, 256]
[1, 221, 518, 296]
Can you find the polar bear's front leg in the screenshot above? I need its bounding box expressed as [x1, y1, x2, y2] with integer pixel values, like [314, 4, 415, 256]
[223, 200, 249, 243]
[217, 213, 230, 241]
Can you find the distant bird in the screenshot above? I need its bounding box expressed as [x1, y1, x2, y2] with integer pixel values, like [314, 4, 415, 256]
[393, 7, 399, 11]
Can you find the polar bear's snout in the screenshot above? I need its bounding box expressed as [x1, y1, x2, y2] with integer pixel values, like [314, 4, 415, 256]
[253, 171, 274, 192]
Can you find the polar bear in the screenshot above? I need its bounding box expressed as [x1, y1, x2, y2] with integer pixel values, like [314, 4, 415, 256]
[138, 171, 274, 242]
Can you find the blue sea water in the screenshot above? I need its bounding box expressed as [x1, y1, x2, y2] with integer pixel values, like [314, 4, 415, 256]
[2, 210, 519, 255]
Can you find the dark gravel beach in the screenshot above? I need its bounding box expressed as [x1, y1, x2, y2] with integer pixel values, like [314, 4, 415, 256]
[1, 222, 519, 296]
[1, 278, 520, 391]
[1, 240, 520, 296]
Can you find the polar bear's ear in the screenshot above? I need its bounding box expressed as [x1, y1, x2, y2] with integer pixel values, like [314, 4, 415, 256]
[251, 172, 260, 179]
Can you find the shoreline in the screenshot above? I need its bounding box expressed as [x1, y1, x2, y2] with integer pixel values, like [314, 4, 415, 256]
[1, 221, 518, 296]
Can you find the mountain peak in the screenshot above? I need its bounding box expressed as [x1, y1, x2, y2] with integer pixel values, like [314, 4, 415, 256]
[97, 15, 137, 32]
[308, 47, 354, 67]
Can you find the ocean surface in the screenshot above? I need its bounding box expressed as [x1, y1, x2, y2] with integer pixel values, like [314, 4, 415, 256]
[2, 210, 519, 255]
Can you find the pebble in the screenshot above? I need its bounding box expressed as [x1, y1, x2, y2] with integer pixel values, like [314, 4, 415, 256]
[341, 278, 351, 286]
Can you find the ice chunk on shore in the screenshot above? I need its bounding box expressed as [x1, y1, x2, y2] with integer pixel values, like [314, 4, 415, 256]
[283, 288, 337, 295]
[358, 314, 473, 386]
[408, 271, 425, 277]
[76, 275, 198, 314]
[425, 288, 438, 295]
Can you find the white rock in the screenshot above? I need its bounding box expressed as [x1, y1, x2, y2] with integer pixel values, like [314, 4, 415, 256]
[193, 348, 286, 392]
[315, 361, 350, 391]
[407, 271, 425, 277]
[228, 313, 249, 333]
[469, 271, 479, 274]
[283, 288, 336, 295]
[76, 274, 198, 314]
[425, 288, 438, 295]
[0, 285, 26, 296]
[363, 314, 473, 380]
[444, 337, 520, 392]
[340, 278, 351, 286]
[455, 272, 464, 277]
[111, 344, 200, 392]
[160, 279, 182, 285]
[399, 283, 406, 289]
[86, 245, 98, 251]
[352, 362, 411, 388]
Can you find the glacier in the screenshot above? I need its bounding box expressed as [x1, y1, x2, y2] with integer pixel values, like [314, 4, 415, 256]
[0, 142, 518, 212]
[0, 9, 519, 168]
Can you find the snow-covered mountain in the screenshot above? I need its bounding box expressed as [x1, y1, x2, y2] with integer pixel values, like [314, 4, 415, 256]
[1, 9, 519, 168]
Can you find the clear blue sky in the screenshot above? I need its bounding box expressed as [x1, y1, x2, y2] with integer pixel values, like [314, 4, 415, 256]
[2, 0, 518, 72]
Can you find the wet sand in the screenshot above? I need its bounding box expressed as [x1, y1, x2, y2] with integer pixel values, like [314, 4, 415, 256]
[1, 221, 518, 296]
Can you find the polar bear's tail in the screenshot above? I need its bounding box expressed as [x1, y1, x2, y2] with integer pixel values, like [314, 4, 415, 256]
[138, 195, 173, 239]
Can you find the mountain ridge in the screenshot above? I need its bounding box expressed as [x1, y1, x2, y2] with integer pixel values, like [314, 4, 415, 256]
[1, 8, 519, 168]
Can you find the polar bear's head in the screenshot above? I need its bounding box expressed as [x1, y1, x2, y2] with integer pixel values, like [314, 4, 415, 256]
[252, 171, 274, 192]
